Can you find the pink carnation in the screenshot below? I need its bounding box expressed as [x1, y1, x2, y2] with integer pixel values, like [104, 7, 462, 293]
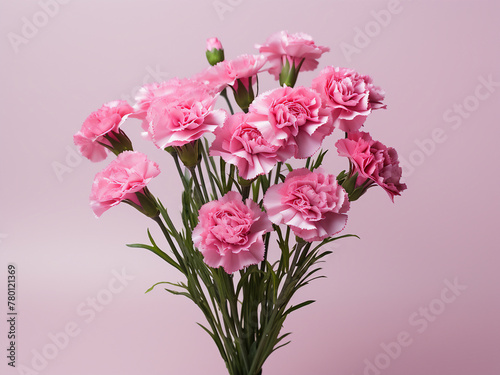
[194, 54, 267, 93]
[248, 86, 333, 159]
[90, 151, 160, 217]
[133, 80, 181, 119]
[193, 191, 272, 274]
[264, 168, 349, 242]
[132, 79, 204, 139]
[312, 67, 386, 133]
[210, 113, 284, 180]
[74, 101, 134, 162]
[146, 86, 226, 148]
[256, 31, 329, 80]
[335, 131, 407, 201]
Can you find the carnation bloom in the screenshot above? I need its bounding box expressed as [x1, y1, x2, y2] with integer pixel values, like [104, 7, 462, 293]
[335, 131, 407, 201]
[247, 86, 333, 159]
[256, 31, 329, 83]
[146, 86, 226, 148]
[193, 191, 272, 274]
[132, 78, 205, 139]
[90, 151, 160, 217]
[74, 101, 134, 162]
[312, 67, 386, 133]
[264, 168, 349, 242]
[210, 113, 284, 180]
[194, 54, 267, 93]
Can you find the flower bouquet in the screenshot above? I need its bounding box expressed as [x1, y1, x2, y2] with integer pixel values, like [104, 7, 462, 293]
[75, 31, 406, 375]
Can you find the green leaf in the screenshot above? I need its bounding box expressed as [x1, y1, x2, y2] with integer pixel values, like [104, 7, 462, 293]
[145, 281, 173, 293]
[284, 300, 316, 316]
[312, 149, 328, 171]
[127, 242, 182, 273]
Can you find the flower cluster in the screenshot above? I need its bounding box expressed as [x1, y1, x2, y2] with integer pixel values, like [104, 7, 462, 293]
[75, 30, 406, 273]
[75, 31, 407, 375]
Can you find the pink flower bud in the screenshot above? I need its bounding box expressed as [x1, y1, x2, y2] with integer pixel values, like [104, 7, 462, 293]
[206, 37, 223, 51]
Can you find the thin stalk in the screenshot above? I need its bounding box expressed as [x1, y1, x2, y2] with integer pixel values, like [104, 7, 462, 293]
[274, 162, 282, 185]
[220, 158, 227, 190]
[188, 166, 205, 207]
[172, 152, 189, 191]
[260, 232, 271, 272]
[151, 216, 186, 274]
[200, 141, 218, 199]
[241, 184, 251, 201]
[196, 162, 210, 202]
[221, 88, 235, 115]
[227, 164, 236, 192]
[305, 156, 312, 169]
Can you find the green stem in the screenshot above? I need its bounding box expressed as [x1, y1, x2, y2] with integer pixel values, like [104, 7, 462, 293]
[248, 241, 307, 375]
[151, 216, 186, 274]
[188, 166, 205, 207]
[196, 162, 210, 202]
[221, 88, 234, 115]
[305, 157, 312, 170]
[226, 164, 236, 193]
[241, 184, 251, 201]
[260, 232, 271, 272]
[274, 162, 282, 185]
[172, 152, 189, 191]
[200, 140, 218, 200]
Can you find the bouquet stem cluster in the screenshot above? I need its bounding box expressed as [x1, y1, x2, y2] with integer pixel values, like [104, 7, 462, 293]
[75, 31, 406, 375]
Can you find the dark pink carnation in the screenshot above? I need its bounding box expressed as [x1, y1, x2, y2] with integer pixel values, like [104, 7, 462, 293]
[210, 113, 284, 180]
[312, 67, 386, 133]
[248, 86, 333, 159]
[74, 101, 134, 162]
[264, 168, 349, 242]
[335, 131, 407, 201]
[256, 31, 329, 80]
[90, 151, 160, 217]
[193, 191, 272, 274]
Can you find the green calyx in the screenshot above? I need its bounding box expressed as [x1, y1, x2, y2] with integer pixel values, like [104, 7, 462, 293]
[174, 140, 202, 169]
[232, 77, 255, 113]
[337, 170, 373, 202]
[279, 57, 305, 88]
[206, 48, 225, 66]
[123, 188, 159, 218]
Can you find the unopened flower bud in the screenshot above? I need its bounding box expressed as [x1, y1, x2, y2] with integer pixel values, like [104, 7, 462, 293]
[206, 37, 225, 66]
[174, 140, 202, 169]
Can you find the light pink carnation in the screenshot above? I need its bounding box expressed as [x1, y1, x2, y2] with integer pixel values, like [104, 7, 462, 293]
[335, 131, 407, 201]
[248, 86, 333, 159]
[132, 78, 205, 139]
[194, 54, 267, 93]
[193, 191, 272, 274]
[256, 31, 329, 80]
[133, 80, 182, 120]
[90, 151, 160, 217]
[210, 113, 285, 180]
[146, 86, 226, 148]
[264, 168, 349, 242]
[74, 101, 134, 162]
[312, 67, 386, 133]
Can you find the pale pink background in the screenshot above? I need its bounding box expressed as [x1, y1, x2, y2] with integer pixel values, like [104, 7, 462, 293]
[1, 1, 500, 374]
